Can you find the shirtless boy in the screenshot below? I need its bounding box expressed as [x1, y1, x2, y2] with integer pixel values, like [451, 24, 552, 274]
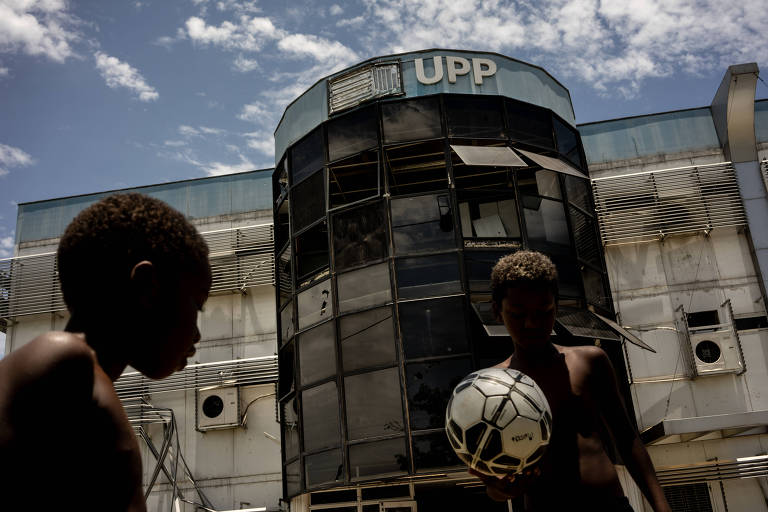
[471, 251, 670, 512]
[0, 194, 211, 511]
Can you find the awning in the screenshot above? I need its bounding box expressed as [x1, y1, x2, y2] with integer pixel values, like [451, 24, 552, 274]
[641, 410, 768, 446]
[451, 145, 527, 167]
[516, 148, 588, 179]
[471, 301, 557, 338]
[555, 308, 656, 352]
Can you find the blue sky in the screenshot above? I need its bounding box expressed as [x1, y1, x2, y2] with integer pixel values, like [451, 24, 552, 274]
[1, 0, 768, 264]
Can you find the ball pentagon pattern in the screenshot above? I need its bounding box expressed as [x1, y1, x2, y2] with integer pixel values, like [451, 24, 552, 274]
[445, 368, 552, 477]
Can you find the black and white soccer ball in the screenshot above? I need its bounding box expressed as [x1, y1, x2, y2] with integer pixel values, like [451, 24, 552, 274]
[445, 368, 552, 477]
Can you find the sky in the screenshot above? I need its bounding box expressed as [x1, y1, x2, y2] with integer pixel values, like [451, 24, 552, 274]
[1, 0, 768, 265]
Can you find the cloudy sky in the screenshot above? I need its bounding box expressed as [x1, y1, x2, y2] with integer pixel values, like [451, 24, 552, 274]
[1, 0, 767, 263]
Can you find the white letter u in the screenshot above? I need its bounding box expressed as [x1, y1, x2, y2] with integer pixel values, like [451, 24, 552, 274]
[415, 56, 443, 85]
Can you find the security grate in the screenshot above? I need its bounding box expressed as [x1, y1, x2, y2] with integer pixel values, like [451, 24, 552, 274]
[592, 162, 747, 245]
[329, 62, 402, 115]
[0, 223, 274, 320]
[662, 483, 713, 512]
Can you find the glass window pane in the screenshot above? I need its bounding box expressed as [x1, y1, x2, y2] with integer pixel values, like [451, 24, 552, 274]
[285, 460, 301, 497]
[291, 127, 324, 185]
[523, 196, 569, 246]
[276, 200, 290, 253]
[385, 140, 448, 196]
[292, 170, 325, 233]
[451, 143, 516, 190]
[345, 367, 404, 440]
[406, 357, 472, 430]
[282, 398, 300, 461]
[279, 341, 295, 398]
[382, 97, 442, 143]
[565, 175, 591, 212]
[340, 306, 397, 372]
[549, 254, 580, 299]
[391, 194, 455, 254]
[396, 253, 461, 300]
[278, 247, 292, 308]
[412, 432, 461, 471]
[458, 196, 520, 239]
[329, 150, 379, 209]
[299, 321, 336, 387]
[280, 301, 295, 343]
[327, 105, 378, 162]
[446, 95, 504, 138]
[506, 99, 554, 149]
[295, 221, 329, 280]
[332, 201, 388, 271]
[338, 262, 392, 313]
[302, 381, 340, 451]
[582, 267, 609, 310]
[305, 449, 343, 488]
[464, 251, 509, 292]
[273, 158, 288, 203]
[298, 279, 333, 330]
[350, 438, 409, 480]
[569, 206, 602, 269]
[554, 116, 583, 168]
[517, 169, 562, 199]
[399, 296, 469, 359]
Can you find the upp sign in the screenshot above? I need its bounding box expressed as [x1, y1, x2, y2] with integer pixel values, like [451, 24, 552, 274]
[415, 56, 497, 86]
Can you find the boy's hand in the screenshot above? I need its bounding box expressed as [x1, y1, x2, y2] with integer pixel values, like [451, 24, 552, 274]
[468, 465, 541, 502]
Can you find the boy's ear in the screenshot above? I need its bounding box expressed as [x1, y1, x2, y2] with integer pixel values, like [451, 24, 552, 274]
[130, 260, 159, 307]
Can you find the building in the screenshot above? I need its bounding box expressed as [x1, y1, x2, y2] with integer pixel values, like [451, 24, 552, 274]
[2, 49, 767, 511]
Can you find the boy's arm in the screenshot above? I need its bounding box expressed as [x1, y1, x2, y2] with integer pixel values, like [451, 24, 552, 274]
[591, 348, 671, 512]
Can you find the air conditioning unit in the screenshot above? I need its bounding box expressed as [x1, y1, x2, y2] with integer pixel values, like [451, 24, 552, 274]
[690, 331, 743, 375]
[196, 386, 241, 431]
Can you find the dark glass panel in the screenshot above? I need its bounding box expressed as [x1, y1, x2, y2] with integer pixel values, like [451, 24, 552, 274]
[278, 247, 292, 308]
[298, 279, 333, 330]
[329, 150, 379, 209]
[276, 199, 290, 253]
[458, 192, 520, 239]
[391, 193, 455, 254]
[517, 168, 562, 199]
[406, 357, 472, 430]
[565, 175, 591, 212]
[361, 485, 410, 500]
[553, 116, 583, 168]
[569, 206, 602, 269]
[282, 397, 300, 461]
[291, 127, 324, 185]
[340, 306, 397, 372]
[332, 200, 388, 271]
[385, 140, 448, 196]
[311, 489, 357, 505]
[582, 267, 610, 311]
[280, 301, 295, 344]
[506, 100, 554, 148]
[273, 158, 288, 204]
[548, 254, 580, 299]
[295, 221, 329, 280]
[464, 251, 509, 292]
[299, 321, 336, 387]
[305, 448, 343, 488]
[396, 253, 461, 300]
[399, 296, 469, 359]
[302, 381, 340, 451]
[345, 367, 404, 440]
[338, 262, 392, 313]
[445, 95, 504, 138]
[412, 431, 462, 471]
[285, 460, 301, 497]
[349, 438, 409, 480]
[279, 341, 295, 398]
[327, 105, 378, 162]
[292, 170, 325, 233]
[381, 97, 442, 143]
[469, 295, 515, 370]
[522, 196, 569, 246]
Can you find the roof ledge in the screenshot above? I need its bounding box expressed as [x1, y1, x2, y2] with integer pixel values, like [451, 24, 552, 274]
[641, 410, 768, 445]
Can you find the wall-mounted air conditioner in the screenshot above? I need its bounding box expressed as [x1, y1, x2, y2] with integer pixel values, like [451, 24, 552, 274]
[690, 330, 743, 375]
[196, 386, 241, 431]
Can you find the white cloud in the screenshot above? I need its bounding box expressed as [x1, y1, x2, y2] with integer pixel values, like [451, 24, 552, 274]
[164, 140, 187, 147]
[203, 154, 256, 176]
[94, 52, 158, 101]
[244, 130, 274, 157]
[238, 101, 271, 123]
[330, 4, 343, 15]
[232, 54, 259, 72]
[199, 126, 224, 135]
[184, 15, 281, 52]
[0, 0, 79, 62]
[0, 143, 34, 176]
[178, 124, 200, 137]
[0, 65, 8, 77]
[337, 15, 364, 28]
[0, 235, 13, 258]
[277, 33, 358, 63]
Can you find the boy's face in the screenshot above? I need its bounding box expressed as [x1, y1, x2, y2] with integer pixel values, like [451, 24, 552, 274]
[495, 285, 556, 351]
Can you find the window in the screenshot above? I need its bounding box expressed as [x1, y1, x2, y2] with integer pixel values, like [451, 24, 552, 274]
[291, 127, 324, 185]
[506, 99, 554, 149]
[285, 460, 301, 497]
[445, 96, 504, 139]
[451, 144, 520, 190]
[522, 196, 569, 246]
[298, 321, 336, 386]
[391, 194, 455, 254]
[686, 310, 720, 328]
[337, 262, 392, 313]
[305, 448, 343, 488]
[734, 315, 768, 330]
[399, 296, 469, 359]
[464, 251, 509, 292]
[385, 140, 448, 196]
[277, 247, 292, 308]
[569, 206, 601, 268]
[301, 381, 340, 451]
[345, 367, 404, 440]
[282, 398, 300, 460]
[349, 438, 408, 480]
[279, 341, 295, 398]
[396, 253, 461, 300]
[406, 357, 472, 430]
[458, 194, 520, 239]
[549, 254, 580, 299]
[273, 158, 288, 204]
[280, 301, 295, 343]
[565, 175, 591, 212]
[275, 199, 290, 253]
[292, 170, 325, 233]
[327, 105, 378, 162]
[582, 267, 609, 310]
[662, 483, 713, 512]
[298, 279, 333, 330]
[553, 116, 582, 168]
[328, 150, 379, 209]
[340, 306, 397, 372]
[412, 431, 461, 471]
[381, 97, 442, 143]
[517, 169, 562, 199]
[332, 201, 388, 271]
[295, 221, 329, 281]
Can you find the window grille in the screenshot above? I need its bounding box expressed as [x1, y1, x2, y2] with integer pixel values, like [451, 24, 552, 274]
[0, 223, 274, 320]
[329, 62, 402, 115]
[592, 162, 747, 245]
[662, 483, 713, 512]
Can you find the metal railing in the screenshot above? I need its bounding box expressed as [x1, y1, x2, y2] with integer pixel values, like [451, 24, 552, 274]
[0, 223, 274, 320]
[592, 162, 747, 245]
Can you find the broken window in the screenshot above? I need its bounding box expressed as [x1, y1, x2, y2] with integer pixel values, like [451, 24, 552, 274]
[297, 278, 333, 330]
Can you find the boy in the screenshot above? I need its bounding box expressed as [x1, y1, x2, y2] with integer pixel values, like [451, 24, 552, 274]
[471, 251, 670, 512]
[0, 194, 211, 511]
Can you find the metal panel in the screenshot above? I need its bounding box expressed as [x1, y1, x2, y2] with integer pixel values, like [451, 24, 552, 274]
[592, 162, 747, 245]
[450, 145, 526, 167]
[516, 149, 587, 178]
[328, 62, 402, 115]
[0, 223, 275, 320]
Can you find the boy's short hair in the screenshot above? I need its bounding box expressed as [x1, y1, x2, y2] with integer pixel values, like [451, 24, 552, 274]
[490, 250, 559, 305]
[57, 193, 210, 313]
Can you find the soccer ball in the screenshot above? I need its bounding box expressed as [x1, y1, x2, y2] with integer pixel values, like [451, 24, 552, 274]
[445, 368, 552, 477]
